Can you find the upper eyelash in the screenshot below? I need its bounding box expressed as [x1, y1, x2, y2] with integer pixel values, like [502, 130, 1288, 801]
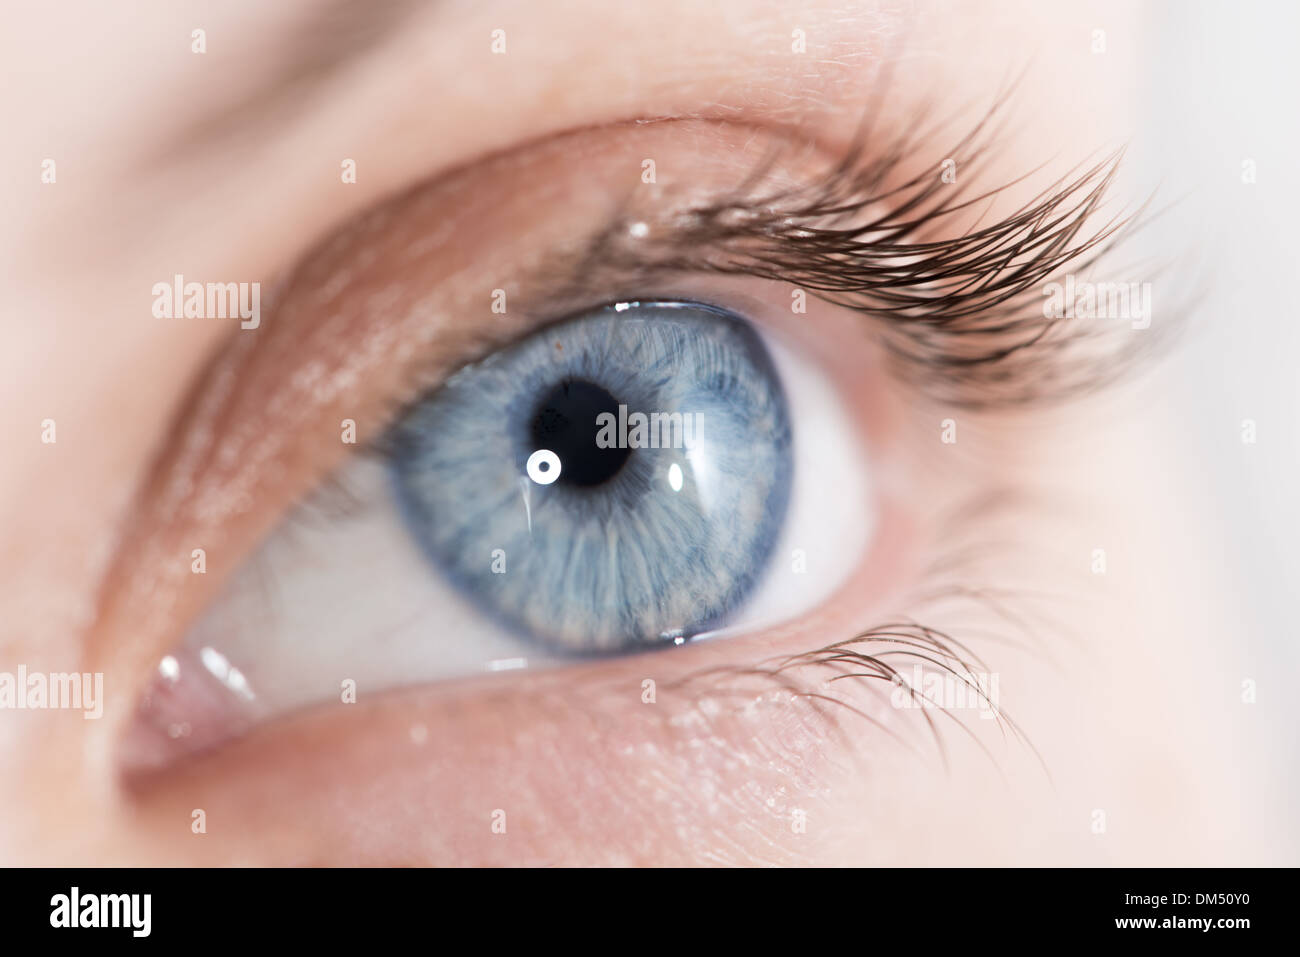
[587, 104, 1167, 410]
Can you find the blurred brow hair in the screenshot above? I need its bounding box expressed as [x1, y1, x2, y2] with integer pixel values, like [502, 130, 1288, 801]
[157, 0, 427, 162]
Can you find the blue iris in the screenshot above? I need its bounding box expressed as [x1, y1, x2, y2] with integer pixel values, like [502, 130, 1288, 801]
[388, 300, 793, 654]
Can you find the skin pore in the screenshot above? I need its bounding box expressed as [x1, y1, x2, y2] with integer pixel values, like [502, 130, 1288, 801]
[0, 0, 1276, 865]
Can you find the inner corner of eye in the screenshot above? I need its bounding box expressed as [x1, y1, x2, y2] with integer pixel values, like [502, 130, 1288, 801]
[129, 298, 875, 769]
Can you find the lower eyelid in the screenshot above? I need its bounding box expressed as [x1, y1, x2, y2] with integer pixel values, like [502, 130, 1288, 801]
[119, 597, 909, 865]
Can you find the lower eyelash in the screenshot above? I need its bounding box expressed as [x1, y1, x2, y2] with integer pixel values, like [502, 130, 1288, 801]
[663, 618, 1039, 774]
[662, 485, 1071, 775]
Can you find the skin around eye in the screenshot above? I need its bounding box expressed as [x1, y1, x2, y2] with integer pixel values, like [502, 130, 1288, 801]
[6, 0, 1287, 875]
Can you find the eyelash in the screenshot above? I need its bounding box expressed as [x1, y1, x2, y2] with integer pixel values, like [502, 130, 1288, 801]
[579, 106, 1155, 411]
[672, 619, 1038, 769]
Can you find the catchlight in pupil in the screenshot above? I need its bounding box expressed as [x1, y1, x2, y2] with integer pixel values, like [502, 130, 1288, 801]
[529, 379, 632, 487]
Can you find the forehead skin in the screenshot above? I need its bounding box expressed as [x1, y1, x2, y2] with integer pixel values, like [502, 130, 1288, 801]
[3, 0, 1252, 868]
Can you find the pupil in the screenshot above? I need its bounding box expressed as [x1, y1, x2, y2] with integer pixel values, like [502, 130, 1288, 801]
[529, 379, 631, 487]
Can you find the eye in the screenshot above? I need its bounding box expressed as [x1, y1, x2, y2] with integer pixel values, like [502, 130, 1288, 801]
[123, 291, 875, 768]
[113, 112, 1131, 789]
[389, 299, 793, 653]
